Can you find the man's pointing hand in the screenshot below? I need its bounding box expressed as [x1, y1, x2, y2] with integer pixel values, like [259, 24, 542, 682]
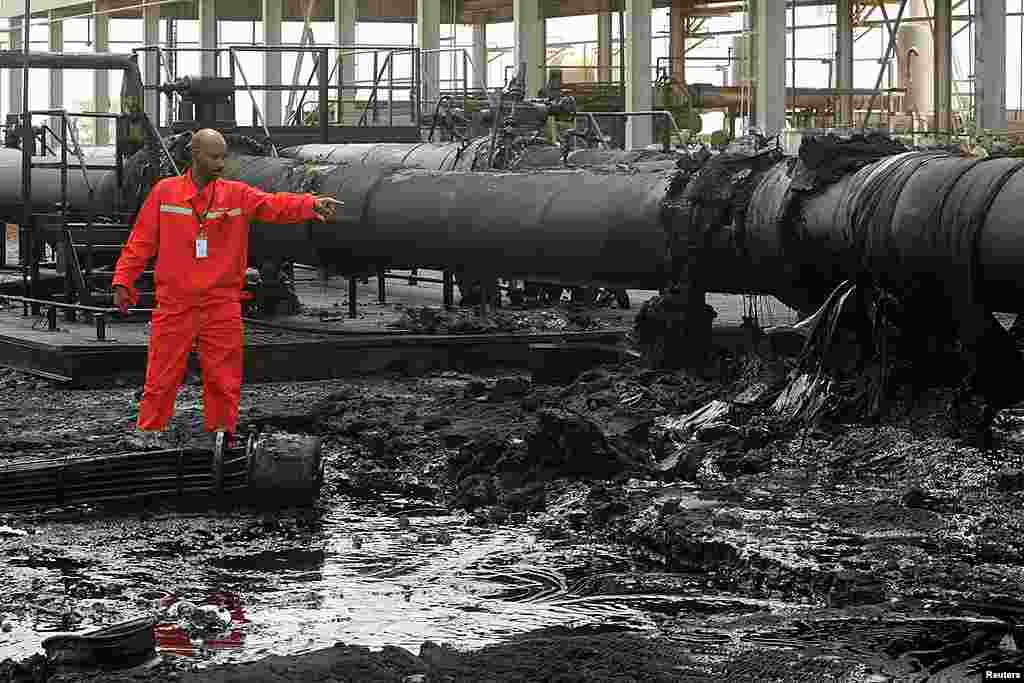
[313, 196, 343, 222]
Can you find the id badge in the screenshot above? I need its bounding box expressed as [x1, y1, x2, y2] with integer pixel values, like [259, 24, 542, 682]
[196, 238, 208, 259]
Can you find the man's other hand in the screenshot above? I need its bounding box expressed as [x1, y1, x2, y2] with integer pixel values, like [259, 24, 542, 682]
[313, 196, 342, 222]
[113, 285, 131, 314]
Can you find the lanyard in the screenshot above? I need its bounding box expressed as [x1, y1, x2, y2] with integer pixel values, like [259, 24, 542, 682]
[194, 179, 218, 234]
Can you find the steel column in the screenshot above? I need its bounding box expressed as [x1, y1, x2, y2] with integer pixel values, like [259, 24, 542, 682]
[933, 0, 953, 134]
[93, 9, 110, 146]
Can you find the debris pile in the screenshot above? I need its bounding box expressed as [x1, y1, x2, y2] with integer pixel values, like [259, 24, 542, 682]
[389, 306, 607, 335]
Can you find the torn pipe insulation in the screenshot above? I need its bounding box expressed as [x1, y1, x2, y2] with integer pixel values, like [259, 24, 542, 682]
[746, 145, 1024, 406]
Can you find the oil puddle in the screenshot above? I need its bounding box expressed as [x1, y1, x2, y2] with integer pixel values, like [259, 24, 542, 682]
[0, 495, 760, 666]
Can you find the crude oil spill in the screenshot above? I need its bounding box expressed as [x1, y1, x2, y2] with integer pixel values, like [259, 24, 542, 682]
[0, 496, 712, 665]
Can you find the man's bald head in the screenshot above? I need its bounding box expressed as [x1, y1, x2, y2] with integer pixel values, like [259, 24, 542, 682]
[191, 128, 227, 186]
[193, 128, 226, 153]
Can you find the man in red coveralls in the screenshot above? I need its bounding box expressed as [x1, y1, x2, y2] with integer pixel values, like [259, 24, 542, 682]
[113, 128, 340, 447]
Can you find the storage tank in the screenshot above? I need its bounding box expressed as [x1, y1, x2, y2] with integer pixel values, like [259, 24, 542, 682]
[895, 0, 933, 119]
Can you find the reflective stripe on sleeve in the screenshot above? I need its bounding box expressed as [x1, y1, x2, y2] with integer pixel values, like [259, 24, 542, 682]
[205, 208, 242, 219]
[160, 204, 193, 216]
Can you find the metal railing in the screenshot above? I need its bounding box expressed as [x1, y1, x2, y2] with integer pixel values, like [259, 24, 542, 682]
[17, 109, 128, 313]
[571, 110, 687, 152]
[133, 44, 432, 132]
[131, 44, 489, 132]
[0, 293, 151, 341]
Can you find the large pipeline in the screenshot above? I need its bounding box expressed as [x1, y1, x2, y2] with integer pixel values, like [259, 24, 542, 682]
[4, 134, 1023, 400]
[229, 155, 677, 289]
[1, 144, 1022, 315]
[229, 148, 1024, 319]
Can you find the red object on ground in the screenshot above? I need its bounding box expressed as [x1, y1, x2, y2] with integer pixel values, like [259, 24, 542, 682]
[113, 170, 318, 433]
[154, 623, 194, 656]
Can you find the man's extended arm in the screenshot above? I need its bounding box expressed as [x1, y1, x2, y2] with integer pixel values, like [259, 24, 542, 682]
[112, 184, 161, 309]
[242, 185, 318, 224]
[241, 184, 341, 224]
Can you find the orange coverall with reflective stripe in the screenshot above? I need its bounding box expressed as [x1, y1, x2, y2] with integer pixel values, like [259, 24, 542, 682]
[113, 170, 319, 433]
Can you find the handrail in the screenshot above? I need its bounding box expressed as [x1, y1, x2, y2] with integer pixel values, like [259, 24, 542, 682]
[426, 95, 453, 142]
[288, 57, 323, 126]
[573, 110, 687, 151]
[132, 44, 427, 130]
[61, 111, 93, 194]
[229, 48, 277, 156]
[357, 52, 394, 127]
[0, 294, 140, 313]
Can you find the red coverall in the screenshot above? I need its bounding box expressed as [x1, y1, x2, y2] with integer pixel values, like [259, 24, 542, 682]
[113, 170, 318, 434]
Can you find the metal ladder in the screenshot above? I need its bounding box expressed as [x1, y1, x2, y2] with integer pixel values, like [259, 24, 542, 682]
[26, 109, 141, 317]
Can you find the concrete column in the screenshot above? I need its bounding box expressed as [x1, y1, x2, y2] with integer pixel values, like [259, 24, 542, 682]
[143, 3, 160, 125]
[49, 12, 62, 134]
[199, 0, 216, 77]
[94, 11, 110, 145]
[668, 4, 686, 84]
[625, 0, 652, 149]
[263, 0, 282, 126]
[472, 22, 487, 91]
[754, 0, 786, 135]
[974, 0, 1006, 131]
[835, 0, 854, 125]
[9, 16, 22, 117]
[334, 0, 356, 119]
[597, 11, 611, 82]
[513, 0, 545, 95]
[932, 0, 952, 133]
[417, 0, 441, 112]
